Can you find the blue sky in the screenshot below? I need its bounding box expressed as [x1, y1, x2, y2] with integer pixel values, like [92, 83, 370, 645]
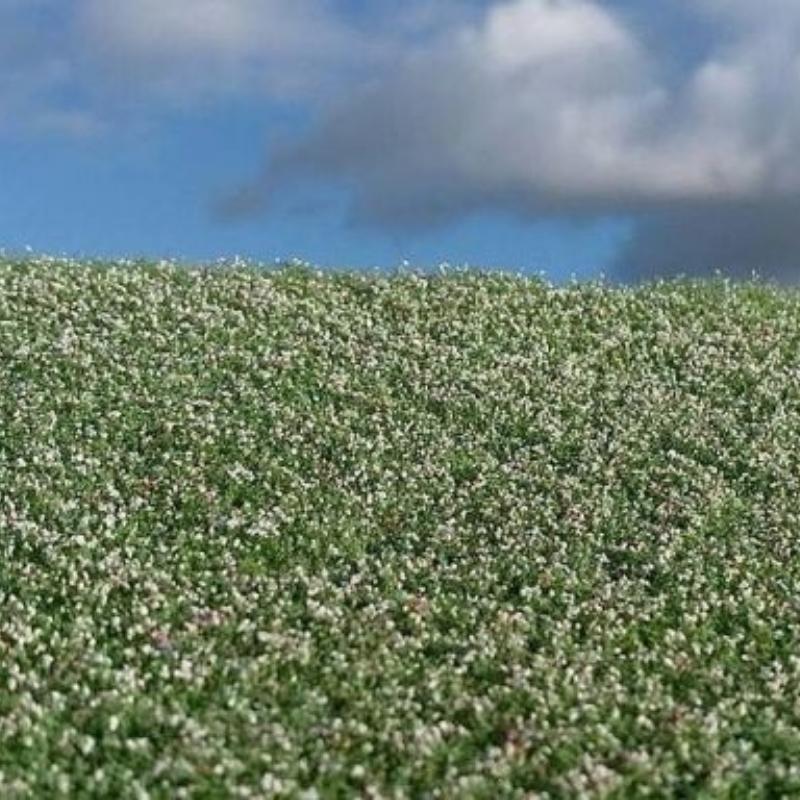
[2, 0, 800, 283]
[0, 105, 629, 279]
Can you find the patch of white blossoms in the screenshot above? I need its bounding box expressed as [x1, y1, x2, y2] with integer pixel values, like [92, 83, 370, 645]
[2, 258, 800, 797]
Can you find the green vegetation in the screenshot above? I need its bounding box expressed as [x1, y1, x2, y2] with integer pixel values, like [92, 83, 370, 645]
[3, 258, 800, 798]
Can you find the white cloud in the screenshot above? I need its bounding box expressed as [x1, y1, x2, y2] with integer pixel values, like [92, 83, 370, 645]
[3, 0, 800, 278]
[82, 0, 277, 58]
[79, 0, 354, 63]
[480, 0, 636, 72]
[1, 0, 485, 131]
[75, 0, 359, 101]
[264, 0, 800, 212]
[224, 0, 800, 279]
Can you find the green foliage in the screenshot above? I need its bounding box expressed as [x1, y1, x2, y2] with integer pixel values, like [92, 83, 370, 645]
[2, 258, 800, 797]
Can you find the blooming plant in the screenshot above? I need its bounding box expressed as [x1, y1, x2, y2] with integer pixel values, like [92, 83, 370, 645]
[1, 258, 800, 797]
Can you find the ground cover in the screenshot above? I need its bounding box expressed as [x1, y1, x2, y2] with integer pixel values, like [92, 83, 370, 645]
[2, 259, 800, 797]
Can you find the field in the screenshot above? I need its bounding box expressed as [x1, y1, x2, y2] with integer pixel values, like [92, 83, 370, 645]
[3, 258, 800, 798]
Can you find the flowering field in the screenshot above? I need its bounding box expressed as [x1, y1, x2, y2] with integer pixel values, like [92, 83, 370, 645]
[2, 259, 800, 798]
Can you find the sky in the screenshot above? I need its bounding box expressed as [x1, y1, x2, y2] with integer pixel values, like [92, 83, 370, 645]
[2, 0, 800, 284]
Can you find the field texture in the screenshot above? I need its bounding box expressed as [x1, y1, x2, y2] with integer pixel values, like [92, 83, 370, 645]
[3, 260, 800, 798]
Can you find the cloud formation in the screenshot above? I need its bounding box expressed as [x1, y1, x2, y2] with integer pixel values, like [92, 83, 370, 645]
[76, 0, 358, 101]
[72, 0, 492, 105]
[0, 0, 489, 125]
[0, 1, 98, 135]
[241, 0, 800, 281]
[3, 0, 800, 279]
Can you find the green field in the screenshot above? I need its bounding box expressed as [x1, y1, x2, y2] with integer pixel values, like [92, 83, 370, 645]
[3, 259, 800, 798]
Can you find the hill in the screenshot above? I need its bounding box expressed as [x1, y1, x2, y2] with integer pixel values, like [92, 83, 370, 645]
[2, 259, 800, 797]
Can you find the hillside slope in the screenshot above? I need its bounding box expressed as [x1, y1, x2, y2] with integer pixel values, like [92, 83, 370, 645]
[2, 260, 800, 797]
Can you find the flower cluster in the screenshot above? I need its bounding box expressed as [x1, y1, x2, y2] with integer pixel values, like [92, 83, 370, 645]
[2, 258, 800, 797]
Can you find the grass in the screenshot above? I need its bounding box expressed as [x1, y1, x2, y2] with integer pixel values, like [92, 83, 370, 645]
[2, 257, 800, 797]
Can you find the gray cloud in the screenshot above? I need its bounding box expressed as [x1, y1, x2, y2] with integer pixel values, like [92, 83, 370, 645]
[0, 0, 489, 129]
[75, 0, 358, 102]
[613, 201, 800, 285]
[0, 1, 98, 135]
[3, 0, 800, 280]
[235, 0, 800, 281]
[72, 0, 493, 106]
